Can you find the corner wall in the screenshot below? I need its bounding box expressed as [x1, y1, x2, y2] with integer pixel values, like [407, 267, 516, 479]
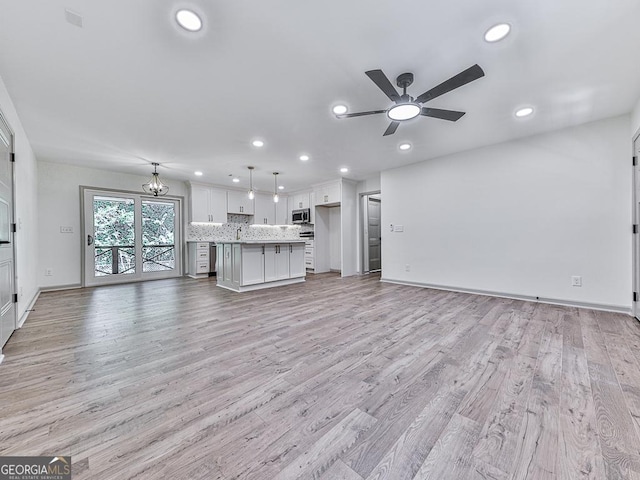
[0, 74, 39, 328]
[381, 115, 632, 311]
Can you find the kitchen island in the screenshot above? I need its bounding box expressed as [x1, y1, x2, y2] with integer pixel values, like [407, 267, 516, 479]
[216, 240, 306, 292]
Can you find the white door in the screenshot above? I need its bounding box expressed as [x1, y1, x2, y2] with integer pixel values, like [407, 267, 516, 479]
[0, 114, 15, 348]
[83, 189, 181, 286]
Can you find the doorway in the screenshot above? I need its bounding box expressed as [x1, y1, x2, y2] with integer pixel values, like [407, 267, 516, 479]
[362, 193, 381, 273]
[0, 112, 15, 349]
[82, 188, 182, 287]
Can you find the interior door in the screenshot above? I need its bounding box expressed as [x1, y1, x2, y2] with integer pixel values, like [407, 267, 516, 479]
[83, 189, 181, 286]
[0, 115, 15, 348]
[367, 195, 381, 272]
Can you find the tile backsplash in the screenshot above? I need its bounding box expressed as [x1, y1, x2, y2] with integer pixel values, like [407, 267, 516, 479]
[188, 220, 313, 242]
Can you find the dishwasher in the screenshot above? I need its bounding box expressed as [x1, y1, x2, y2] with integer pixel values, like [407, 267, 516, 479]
[209, 243, 217, 276]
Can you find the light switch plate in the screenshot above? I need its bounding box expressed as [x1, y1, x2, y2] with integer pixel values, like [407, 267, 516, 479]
[394, 225, 404, 232]
[60, 226, 73, 233]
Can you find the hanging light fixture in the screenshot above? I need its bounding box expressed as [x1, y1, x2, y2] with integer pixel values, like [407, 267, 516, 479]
[273, 172, 279, 203]
[142, 162, 169, 196]
[247, 166, 255, 200]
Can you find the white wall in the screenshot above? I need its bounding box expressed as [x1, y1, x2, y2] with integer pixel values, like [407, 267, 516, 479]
[382, 115, 632, 311]
[632, 96, 640, 137]
[37, 161, 187, 289]
[0, 74, 39, 328]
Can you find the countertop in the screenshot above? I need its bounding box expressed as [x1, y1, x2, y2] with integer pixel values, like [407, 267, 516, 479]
[187, 239, 306, 244]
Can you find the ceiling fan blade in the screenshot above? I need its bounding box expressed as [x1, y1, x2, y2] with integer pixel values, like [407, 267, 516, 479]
[421, 107, 466, 122]
[365, 70, 401, 103]
[383, 121, 400, 136]
[336, 109, 387, 119]
[415, 64, 485, 104]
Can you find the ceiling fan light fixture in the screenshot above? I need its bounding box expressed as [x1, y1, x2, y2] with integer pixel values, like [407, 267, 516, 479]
[484, 23, 511, 42]
[387, 103, 421, 121]
[142, 163, 169, 197]
[175, 9, 202, 32]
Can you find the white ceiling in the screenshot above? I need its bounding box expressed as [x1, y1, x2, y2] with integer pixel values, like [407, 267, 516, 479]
[1, 0, 639, 193]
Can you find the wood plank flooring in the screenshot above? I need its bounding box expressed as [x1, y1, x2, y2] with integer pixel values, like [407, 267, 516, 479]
[2, 273, 640, 479]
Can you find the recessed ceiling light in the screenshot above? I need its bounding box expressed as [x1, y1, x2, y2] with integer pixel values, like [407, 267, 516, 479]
[252, 139, 264, 147]
[232, 177, 240, 183]
[333, 105, 348, 115]
[278, 185, 285, 190]
[194, 171, 203, 176]
[175, 9, 202, 32]
[299, 154, 310, 161]
[515, 106, 534, 118]
[340, 167, 349, 173]
[484, 23, 511, 42]
[399, 143, 412, 151]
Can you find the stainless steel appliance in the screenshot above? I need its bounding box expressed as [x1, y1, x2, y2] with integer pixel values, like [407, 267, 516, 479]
[292, 208, 310, 224]
[209, 243, 217, 276]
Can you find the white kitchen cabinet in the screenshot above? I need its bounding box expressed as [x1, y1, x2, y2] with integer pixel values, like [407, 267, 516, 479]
[314, 181, 341, 206]
[241, 244, 265, 285]
[304, 239, 315, 271]
[276, 196, 289, 225]
[189, 183, 227, 223]
[253, 193, 275, 225]
[292, 192, 310, 210]
[187, 242, 210, 278]
[227, 190, 255, 215]
[264, 244, 290, 282]
[216, 241, 306, 292]
[289, 243, 305, 278]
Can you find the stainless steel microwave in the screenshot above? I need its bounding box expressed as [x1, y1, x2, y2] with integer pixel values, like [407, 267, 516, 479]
[292, 208, 310, 224]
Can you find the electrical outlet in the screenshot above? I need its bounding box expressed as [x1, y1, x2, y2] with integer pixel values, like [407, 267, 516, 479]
[60, 226, 73, 233]
[571, 275, 582, 287]
[45, 268, 53, 276]
[405, 264, 410, 272]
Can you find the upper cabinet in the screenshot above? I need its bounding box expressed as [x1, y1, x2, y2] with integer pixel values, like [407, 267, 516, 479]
[276, 196, 290, 225]
[227, 190, 255, 215]
[189, 183, 227, 223]
[314, 181, 341, 206]
[253, 193, 275, 225]
[292, 192, 310, 210]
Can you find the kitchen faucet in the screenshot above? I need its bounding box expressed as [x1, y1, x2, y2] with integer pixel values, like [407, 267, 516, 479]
[236, 227, 242, 240]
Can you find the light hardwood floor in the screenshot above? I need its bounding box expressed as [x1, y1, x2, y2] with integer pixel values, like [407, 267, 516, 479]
[2, 273, 640, 479]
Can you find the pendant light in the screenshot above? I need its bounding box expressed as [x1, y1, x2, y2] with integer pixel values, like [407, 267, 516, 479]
[142, 162, 169, 196]
[247, 166, 255, 200]
[273, 172, 279, 203]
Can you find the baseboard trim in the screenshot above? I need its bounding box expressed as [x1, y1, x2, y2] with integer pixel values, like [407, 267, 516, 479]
[380, 277, 631, 315]
[40, 283, 82, 292]
[17, 289, 41, 328]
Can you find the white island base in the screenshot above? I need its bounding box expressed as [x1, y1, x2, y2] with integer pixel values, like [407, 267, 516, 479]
[216, 240, 306, 292]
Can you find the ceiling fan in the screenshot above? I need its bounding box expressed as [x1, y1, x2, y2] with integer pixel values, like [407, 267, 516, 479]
[336, 64, 485, 136]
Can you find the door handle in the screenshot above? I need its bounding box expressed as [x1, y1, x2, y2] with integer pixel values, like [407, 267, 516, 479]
[87, 234, 94, 246]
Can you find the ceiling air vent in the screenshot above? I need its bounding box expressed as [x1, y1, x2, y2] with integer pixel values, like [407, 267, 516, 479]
[64, 9, 83, 28]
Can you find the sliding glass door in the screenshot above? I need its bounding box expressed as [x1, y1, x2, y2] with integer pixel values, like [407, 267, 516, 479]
[83, 189, 181, 286]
